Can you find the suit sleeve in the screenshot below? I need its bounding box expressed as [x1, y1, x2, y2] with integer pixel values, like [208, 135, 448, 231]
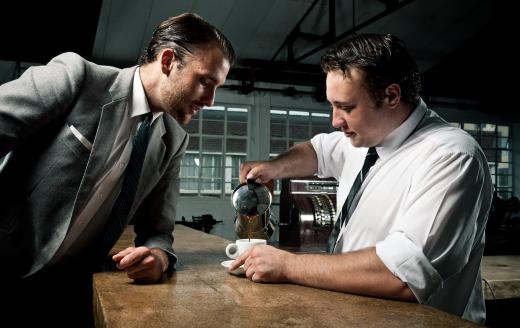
[0, 52, 86, 157]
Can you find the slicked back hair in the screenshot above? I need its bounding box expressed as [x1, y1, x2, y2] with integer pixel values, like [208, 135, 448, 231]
[138, 13, 235, 67]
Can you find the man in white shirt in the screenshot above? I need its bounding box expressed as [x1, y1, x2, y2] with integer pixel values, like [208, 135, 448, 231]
[232, 33, 492, 324]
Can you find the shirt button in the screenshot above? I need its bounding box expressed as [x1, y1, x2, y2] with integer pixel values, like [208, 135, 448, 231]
[119, 162, 125, 169]
[98, 192, 104, 198]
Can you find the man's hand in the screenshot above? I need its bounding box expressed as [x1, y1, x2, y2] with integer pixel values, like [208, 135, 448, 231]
[239, 161, 279, 183]
[229, 245, 291, 283]
[112, 246, 168, 283]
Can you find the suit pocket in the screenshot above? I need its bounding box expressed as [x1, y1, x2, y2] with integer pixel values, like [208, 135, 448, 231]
[63, 124, 92, 159]
[69, 124, 93, 151]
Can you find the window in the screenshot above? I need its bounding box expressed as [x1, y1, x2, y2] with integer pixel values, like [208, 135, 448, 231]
[452, 123, 513, 198]
[270, 108, 335, 193]
[180, 105, 248, 197]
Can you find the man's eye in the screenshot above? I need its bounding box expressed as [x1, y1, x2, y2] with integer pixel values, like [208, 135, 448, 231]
[200, 79, 209, 87]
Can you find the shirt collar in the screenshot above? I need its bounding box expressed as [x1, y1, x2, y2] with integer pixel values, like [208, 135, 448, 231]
[376, 98, 427, 160]
[129, 67, 162, 122]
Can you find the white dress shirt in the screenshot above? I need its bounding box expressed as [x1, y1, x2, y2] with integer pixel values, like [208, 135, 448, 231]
[50, 68, 162, 264]
[311, 99, 493, 324]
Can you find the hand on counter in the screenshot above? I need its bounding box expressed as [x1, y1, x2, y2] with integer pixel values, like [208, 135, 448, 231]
[112, 246, 168, 283]
[230, 244, 291, 283]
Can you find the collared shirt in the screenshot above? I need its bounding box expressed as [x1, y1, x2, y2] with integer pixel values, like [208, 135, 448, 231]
[50, 68, 163, 264]
[311, 99, 493, 323]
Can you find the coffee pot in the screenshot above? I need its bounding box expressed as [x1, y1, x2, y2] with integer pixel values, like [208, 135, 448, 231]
[231, 179, 275, 240]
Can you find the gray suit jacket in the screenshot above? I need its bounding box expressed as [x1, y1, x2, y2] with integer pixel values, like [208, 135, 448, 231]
[0, 53, 188, 278]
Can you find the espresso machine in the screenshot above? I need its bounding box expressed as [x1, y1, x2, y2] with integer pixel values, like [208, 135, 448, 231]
[278, 176, 338, 251]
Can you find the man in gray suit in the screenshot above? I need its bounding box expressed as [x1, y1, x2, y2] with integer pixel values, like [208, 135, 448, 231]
[0, 12, 234, 325]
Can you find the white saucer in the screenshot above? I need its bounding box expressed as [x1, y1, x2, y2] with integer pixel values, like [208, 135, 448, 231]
[221, 260, 245, 276]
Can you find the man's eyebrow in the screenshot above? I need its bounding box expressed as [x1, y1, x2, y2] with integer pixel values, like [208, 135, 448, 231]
[332, 101, 354, 106]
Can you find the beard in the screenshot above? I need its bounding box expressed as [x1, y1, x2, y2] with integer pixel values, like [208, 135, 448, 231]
[160, 81, 192, 125]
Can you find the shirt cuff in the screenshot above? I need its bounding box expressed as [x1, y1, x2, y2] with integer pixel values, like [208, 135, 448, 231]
[375, 232, 443, 303]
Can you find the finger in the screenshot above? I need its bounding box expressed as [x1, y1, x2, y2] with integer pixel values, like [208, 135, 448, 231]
[245, 264, 256, 279]
[127, 268, 156, 282]
[117, 247, 151, 269]
[239, 162, 252, 183]
[230, 247, 254, 271]
[125, 255, 155, 275]
[112, 247, 136, 262]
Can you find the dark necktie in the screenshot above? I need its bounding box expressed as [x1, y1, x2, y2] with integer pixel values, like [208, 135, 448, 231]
[98, 112, 153, 259]
[327, 147, 379, 253]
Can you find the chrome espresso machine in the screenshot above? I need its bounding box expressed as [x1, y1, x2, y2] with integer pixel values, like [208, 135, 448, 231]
[278, 176, 338, 252]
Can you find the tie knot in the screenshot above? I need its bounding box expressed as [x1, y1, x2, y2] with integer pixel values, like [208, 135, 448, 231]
[366, 147, 378, 160]
[142, 112, 153, 124]
[367, 147, 377, 156]
[363, 147, 378, 170]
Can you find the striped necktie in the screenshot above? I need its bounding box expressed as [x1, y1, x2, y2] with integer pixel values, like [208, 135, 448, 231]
[327, 147, 379, 253]
[98, 112, 153, 259]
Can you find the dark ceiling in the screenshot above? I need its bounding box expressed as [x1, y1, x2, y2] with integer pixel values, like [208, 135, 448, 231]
[0, 1, 103, 63]
[0, 0, 516, 119]
[422, 8, 517, 118]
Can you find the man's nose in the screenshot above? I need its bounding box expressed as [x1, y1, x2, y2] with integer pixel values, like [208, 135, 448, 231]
[202, 88, 216, 107]
[331, 107, 344, 129]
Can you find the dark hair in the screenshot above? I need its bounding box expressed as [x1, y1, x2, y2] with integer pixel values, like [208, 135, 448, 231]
[138, 13, 235, 67]
[320, 33, 421, 106]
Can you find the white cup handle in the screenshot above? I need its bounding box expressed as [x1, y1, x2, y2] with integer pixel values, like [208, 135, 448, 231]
[225, 243, 238, 259]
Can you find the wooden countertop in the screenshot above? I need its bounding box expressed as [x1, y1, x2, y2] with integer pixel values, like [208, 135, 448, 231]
[481, 255, 520, 300]
[93, 225, 480, 327]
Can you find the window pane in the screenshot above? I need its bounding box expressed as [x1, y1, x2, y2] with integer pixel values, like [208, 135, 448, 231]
[270, 139, 287, 155]
[271, 122, 286, 137]
[500, 150, 511, 163]
[497, 190, 512, 199]
[185, 118, 199, 134]
[187, 137, 199, 151]
[484, 149, 496, 162]
[180, 153, 199, 176]
[498, 162, 512, 175]
[201, 154, 222, 178]
[463, 123, 479, 134]
[202, 109, 225, 135]
[180, 178, 199, 193]
[311, 114, 332, 135]
[226, 138, 247, 153]
[498, 137, 510, 149]
[481, 123, 495, 133]
[227, 121, 247, 136]
[200, 178, 222, 196]
[480, 135, 496, 148]
[289, 123, 309, 139]
[497, 175, 512, 188]
[497, 125, 509, 137]
[201, 137, 222, 152]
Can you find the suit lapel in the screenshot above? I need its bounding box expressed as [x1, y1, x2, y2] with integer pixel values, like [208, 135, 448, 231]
[70, 100, 128, 219]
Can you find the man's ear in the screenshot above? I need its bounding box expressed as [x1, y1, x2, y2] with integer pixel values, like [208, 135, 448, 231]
[385, 84, 401, 108]
[160, 48, 176, 74]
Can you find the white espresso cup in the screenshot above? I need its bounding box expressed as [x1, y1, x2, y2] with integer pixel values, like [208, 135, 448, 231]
[225, 239, 267, 259]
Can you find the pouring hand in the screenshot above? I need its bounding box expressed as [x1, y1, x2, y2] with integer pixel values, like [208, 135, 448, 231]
[239, 161, 279, 183]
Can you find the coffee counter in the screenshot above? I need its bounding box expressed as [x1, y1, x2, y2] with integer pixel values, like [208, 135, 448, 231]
[481, 255, 520, 300]
[93, 225, 479, 327]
